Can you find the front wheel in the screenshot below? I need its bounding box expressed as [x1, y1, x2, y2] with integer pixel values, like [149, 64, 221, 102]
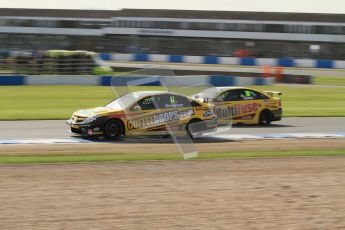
[259, 110, 272, 125]
[104, 120, 123, 140]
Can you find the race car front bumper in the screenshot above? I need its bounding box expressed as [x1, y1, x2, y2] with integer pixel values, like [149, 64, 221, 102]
[66, 120, 103, 137]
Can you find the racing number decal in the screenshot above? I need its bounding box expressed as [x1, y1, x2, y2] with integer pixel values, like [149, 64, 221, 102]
[170, 96, 176, 104]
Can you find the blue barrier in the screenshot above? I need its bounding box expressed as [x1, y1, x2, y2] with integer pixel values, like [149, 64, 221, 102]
[100, 76, 113, 86]
[169, 55, 184, 63]
[100, 53, 345, 69]
[210, 76, 235, 86]
[0, 76, 25, 85]
[240, 58, 255, 66]
[0, 75, 273, 86]
[316, 60, 333, 68]
[278, 58, 294, 67]
[109, 76, 162, 86]
[99, 53, 112, 61]
[204, 56, 219, 64]
[135, 53, 149, 62]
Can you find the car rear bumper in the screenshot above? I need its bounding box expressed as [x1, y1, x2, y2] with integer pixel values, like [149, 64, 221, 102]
[272, 108, 282, 121]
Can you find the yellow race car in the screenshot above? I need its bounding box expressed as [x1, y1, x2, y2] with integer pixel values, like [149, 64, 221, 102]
[193, 87, 282, 125]
[67, 91, 217, 140]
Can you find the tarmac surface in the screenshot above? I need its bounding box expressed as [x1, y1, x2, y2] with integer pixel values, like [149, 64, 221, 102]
[0, 117, 344, 140]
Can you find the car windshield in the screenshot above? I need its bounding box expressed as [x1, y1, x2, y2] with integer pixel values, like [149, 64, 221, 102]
[104, 93, 139, 110]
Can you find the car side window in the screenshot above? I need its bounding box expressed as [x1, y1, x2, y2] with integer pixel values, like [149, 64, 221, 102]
[190, 100, 201, 107]
[137, 96, 157, 110]
[159, 95, 191, 108]
[239, 90, 255, 100]
[239, 90, 268, 100]
[255, 91, 270, 99]
[217, 90, 241, 102]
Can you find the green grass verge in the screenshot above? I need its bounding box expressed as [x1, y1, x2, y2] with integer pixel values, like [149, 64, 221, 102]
[1, 150, 344, 164]
[314, 76, 345, 86]
[1, 84, 345, 120]
[0, 85, 114, 120]
[252, 85, 345, 117]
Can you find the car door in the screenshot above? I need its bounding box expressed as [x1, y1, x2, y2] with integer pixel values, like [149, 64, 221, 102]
[234, 89, 263, 123]
[213, 89, 240, 124]
[155, 94, 195, 131]
[126, 95, 161, 135]
[214, 89, 262, 123]
[126, 94, 194, 136]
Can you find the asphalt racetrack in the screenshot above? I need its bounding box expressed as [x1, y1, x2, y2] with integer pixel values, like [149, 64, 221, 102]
[1, 117, 344, 140]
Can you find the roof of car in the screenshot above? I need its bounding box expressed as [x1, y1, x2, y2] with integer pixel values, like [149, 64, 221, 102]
[127, 91, 190, 99]
[213, 87, 246, 90]
[194, 87, 250, 95]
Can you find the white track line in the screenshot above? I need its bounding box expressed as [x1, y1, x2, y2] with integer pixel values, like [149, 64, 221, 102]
[0, 132, 345, 145]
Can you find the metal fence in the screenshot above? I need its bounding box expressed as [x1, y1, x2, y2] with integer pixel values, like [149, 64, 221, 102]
[0, 57, 96, 75]
[1, 34, 344, 60]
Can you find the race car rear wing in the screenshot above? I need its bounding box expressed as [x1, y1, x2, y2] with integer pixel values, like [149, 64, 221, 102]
[263, 91, 282, 97]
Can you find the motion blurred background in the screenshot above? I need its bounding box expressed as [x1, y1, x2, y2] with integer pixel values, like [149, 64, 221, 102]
[0, 6, 344, 75]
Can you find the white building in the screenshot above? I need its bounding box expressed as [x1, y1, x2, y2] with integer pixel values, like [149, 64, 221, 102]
[0, 8, 344, 59]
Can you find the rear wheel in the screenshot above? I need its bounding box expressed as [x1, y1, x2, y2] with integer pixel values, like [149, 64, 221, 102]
[104, 120, 123, 140]
[259, 110, 272, 125]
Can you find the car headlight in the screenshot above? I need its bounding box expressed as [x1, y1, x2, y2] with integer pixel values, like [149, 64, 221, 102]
[81, 115, 100, 124]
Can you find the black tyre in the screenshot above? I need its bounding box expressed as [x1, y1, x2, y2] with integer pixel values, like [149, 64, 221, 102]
[104, 120, 123, 140]
[259, 110, 272, 125]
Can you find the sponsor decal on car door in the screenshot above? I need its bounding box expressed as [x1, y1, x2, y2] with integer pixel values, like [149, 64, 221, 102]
[126, 94, 195, 135]
[214, 89, 261, 122]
